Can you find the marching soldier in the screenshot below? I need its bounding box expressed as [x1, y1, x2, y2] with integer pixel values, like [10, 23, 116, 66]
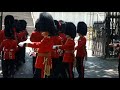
[19, 12, 56, 78]
[51, 20, 63, 78]
[0, 15, 18, 78]
[13, 19, 23, 70]
[75, 22, 87, 78]
[19, 20, 28, 63]
[58, 20, 67, 45]
[57, 22, 76, 78]
[30, 19, 44, 74]
[57, 20, 67, 77]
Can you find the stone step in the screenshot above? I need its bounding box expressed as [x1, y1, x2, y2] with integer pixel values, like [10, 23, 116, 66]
[1, 12, 34, 35]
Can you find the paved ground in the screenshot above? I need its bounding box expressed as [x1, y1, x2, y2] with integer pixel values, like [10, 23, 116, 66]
[0, 46, 118, 78]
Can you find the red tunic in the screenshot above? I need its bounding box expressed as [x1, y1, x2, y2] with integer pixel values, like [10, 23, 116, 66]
[0, 39, 18, 60]
[59, 38, 75, 63]
[30, 30, 43, 42]
[0, 30, 5, 44]
[30, 30, 44, 55]
[51, 36, 62, 58]
[59, 32, 67, 44]
[27, 37, 54, 69]
[17, 30, 28, 43]
[59, 33, 67, 56]
[75, 36, 86, 58]
[21, 29, 28, 41]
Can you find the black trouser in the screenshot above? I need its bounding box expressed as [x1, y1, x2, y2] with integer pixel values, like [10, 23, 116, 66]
[33, 56, 37, 74]
[15, 51, 21, 71]
[33, 68, 41, 78]
[17, 47, 25, 64]
[54, 56, 67, 78]
[52, 58, 61, 78]
[61, 62, 74, 78]
[2, 60, 15, 78]
[21, 47, 26, 63]
[76, 57, 84, 78]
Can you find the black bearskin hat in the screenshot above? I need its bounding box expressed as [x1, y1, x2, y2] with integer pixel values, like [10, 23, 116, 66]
[35, 19, 40, 29]
[77, 22, 87, 35]
[13, 19, 20, 33]
[54, 20, 60, 30]
[65, 22, 76, 39]
[4, 15, 14, 26]
[54, 20, 60, 35]
[19, 19, 27, 30]
[4, 15, 15, 38]
[58, 20, 66, 33]
[38, 12, 56, 36]
[13, 19, 19, 27]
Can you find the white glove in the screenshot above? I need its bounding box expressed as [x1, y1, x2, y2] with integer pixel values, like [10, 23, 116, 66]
[52, 45, 57, 49]
[18, 42, 26, 47]
[18, 39, 32, 47]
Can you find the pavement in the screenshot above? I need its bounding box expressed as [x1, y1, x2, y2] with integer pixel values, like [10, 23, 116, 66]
[0, 39, 118, 78]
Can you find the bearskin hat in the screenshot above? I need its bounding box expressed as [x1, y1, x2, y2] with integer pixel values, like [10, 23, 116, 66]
[35, 19, 40, 30]
[13, 19, 19, 27]
[13, 19, 20, 33]
[77, 22, 87, 35]
[58, 20, 66, 33]
[54, 20, 60, 30]
[38, 12, 56, 36]
[19, 19, 27, 30]
[4, 15, 14, 26]
[4, 15, 15, 38]
[54, 20, 60, 36]
[65, 22, 76, 39]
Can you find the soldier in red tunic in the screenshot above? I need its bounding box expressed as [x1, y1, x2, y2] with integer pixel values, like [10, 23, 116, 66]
[51, 20, 63, 78]
[30, 19, 44, 74]
[57, 20, 67, 77]
[19, 20, 28, 63]
[13, 19, 23, 70]
[19, 12, 56, 78]
[0, 15, 18, 78]
[58, 20, 67, 45]
[30, 19, 43, 42]
[57, 22, 76, 78]
[75, 22, 87, 78]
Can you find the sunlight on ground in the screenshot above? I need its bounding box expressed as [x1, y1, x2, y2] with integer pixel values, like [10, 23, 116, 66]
[104, 69, 118, 75]
[104, 69, 114, 72]
[0, 70, 2, 76]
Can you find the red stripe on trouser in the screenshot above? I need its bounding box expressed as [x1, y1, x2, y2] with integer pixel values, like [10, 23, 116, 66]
[69, 63, 73, 78]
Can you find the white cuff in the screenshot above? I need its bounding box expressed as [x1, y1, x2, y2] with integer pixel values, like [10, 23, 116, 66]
[53, 45, 57, 49]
